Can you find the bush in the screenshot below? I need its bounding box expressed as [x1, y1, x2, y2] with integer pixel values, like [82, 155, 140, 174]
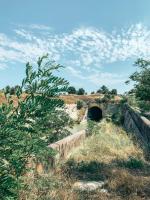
[64, 159, 104, 181]
[117, 157, 144, 169]
[67, 86, 76, 94]
[77, 88, 85, 95]
[0, 55, 72, 199]
[127, 94, 138, 108]
[126, 59, 150, 112]
[86, 120, 99, 136]
[9, 87, 15, 95]
[111, 89, 117, 95]
[138, 101, 150, 113]
[77, 100, 84, 110]
[120, 96, 128, 104]
[4, 85, 11, 94]
[97, 85, 109, 94]
[111, 112, 124, 125]
[4, 85, 21, 95]
[100, 94, 112, 103]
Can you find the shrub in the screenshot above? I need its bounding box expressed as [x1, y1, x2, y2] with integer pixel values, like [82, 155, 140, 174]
[9, 87, 15, 95]
[100, 93, 112, 103]
[86, 120, 99, 136]
[77, 100, 84, 110]
[120, 96, 128, 104]
[111, 112, 124, 125]
[97, 85, 109, 94]
[111, 89, 117, 95]
[77, 88, 85, 95]
[117, 157, 144, 169]
[0, 55, 72, 199]
[127, 94, 138, 108]
[4, 85, 11, 94]
[67, 86, 76, 94]
[126, 59, 150, 111]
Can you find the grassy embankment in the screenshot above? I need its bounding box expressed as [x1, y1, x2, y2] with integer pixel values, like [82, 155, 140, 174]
[21, 120, 150, 200]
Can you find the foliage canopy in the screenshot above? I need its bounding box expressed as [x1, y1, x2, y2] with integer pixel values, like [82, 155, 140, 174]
[126, 59, 150, 111]
[0, 55, 72, 199]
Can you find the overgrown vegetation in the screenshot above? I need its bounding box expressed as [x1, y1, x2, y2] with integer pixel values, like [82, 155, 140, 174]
[86, 120, 99, 136]
[67, 86, 85, 95]
[0, 55, 73, 199]
[67, 120, 150, 199]
[67, 86, 76, 94]
[76, 100, 84, 110]
[77, 88, 85, 95]
[97, 85, 117, 95]
[126, 58, 150, 112]
[0, 56, 150, 199]
[21, 120, 150, 199]
[4, 85, 20, 95]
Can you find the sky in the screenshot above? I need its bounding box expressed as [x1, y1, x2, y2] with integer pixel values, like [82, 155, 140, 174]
[0, 0, 150, 93]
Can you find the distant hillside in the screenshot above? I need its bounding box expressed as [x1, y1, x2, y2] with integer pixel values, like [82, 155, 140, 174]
[0, 92, 121, 105]
[60, 94, 102, 104]
[60, 94, 122, 104]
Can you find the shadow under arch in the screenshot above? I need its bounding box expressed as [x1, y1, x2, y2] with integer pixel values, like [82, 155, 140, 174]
[87, 106, 103, 121]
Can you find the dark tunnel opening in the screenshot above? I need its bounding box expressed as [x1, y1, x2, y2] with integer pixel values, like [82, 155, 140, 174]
[87, 106, 103, 121]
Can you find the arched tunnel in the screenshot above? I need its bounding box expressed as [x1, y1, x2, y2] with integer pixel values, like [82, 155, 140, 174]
[87, 106, 103, 121]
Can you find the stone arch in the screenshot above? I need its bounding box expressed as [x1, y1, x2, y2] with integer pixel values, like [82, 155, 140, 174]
[87, 106, 103, 121]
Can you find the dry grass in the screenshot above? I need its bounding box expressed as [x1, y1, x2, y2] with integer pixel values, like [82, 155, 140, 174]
[0, 92, 27, 106]
[0, 93, 101, 106]
[20, 120, 150, 200]
[60, 94, 102, 104]
[70, 120, 143, 163]
[77, 107, 86, 122]
[0, 92, 121, 106]
[66, 120, 150, 199]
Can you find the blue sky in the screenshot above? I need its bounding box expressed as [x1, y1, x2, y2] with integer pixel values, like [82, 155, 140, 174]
[0, 0, 150, 93]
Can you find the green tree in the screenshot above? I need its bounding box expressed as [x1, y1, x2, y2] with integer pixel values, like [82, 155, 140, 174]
[77, 88, 85, 95]
[111, 89, 117, 95]
[0, 55, 72, 199]
[5, 85, 11, 94]
[126, 59, 150, 111]
[97, 85, 109, 94]
[10, 87, 15, 95]
[67, 86, 76, 94]
[4, 85, 21, 95]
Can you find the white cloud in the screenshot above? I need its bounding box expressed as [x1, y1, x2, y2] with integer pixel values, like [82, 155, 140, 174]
[16, 23, 53, 31]
[66, 66, 127, 88]
[27, 24, 53, 31]
[1, 23, 150, 68]
[0, 23, 150, 89]
[67, 66, 83, 79]
[87, 72, 127, 87]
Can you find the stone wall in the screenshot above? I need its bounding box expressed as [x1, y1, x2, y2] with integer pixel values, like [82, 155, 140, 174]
[104, 103, 120, 117]
[88, 102, 120, 118]
[48, 130, 86, 159]
[36, 130, 86, 172]
[123, 104, 150, 144]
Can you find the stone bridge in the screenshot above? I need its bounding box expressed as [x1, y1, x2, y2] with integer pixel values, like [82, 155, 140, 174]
[36, 102, 150, 173]
[87, 101, 119, 121]
[87, 103, 103, 121]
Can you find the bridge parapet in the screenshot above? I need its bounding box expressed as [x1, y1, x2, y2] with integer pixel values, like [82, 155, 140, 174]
[123, 104, 150, 144]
